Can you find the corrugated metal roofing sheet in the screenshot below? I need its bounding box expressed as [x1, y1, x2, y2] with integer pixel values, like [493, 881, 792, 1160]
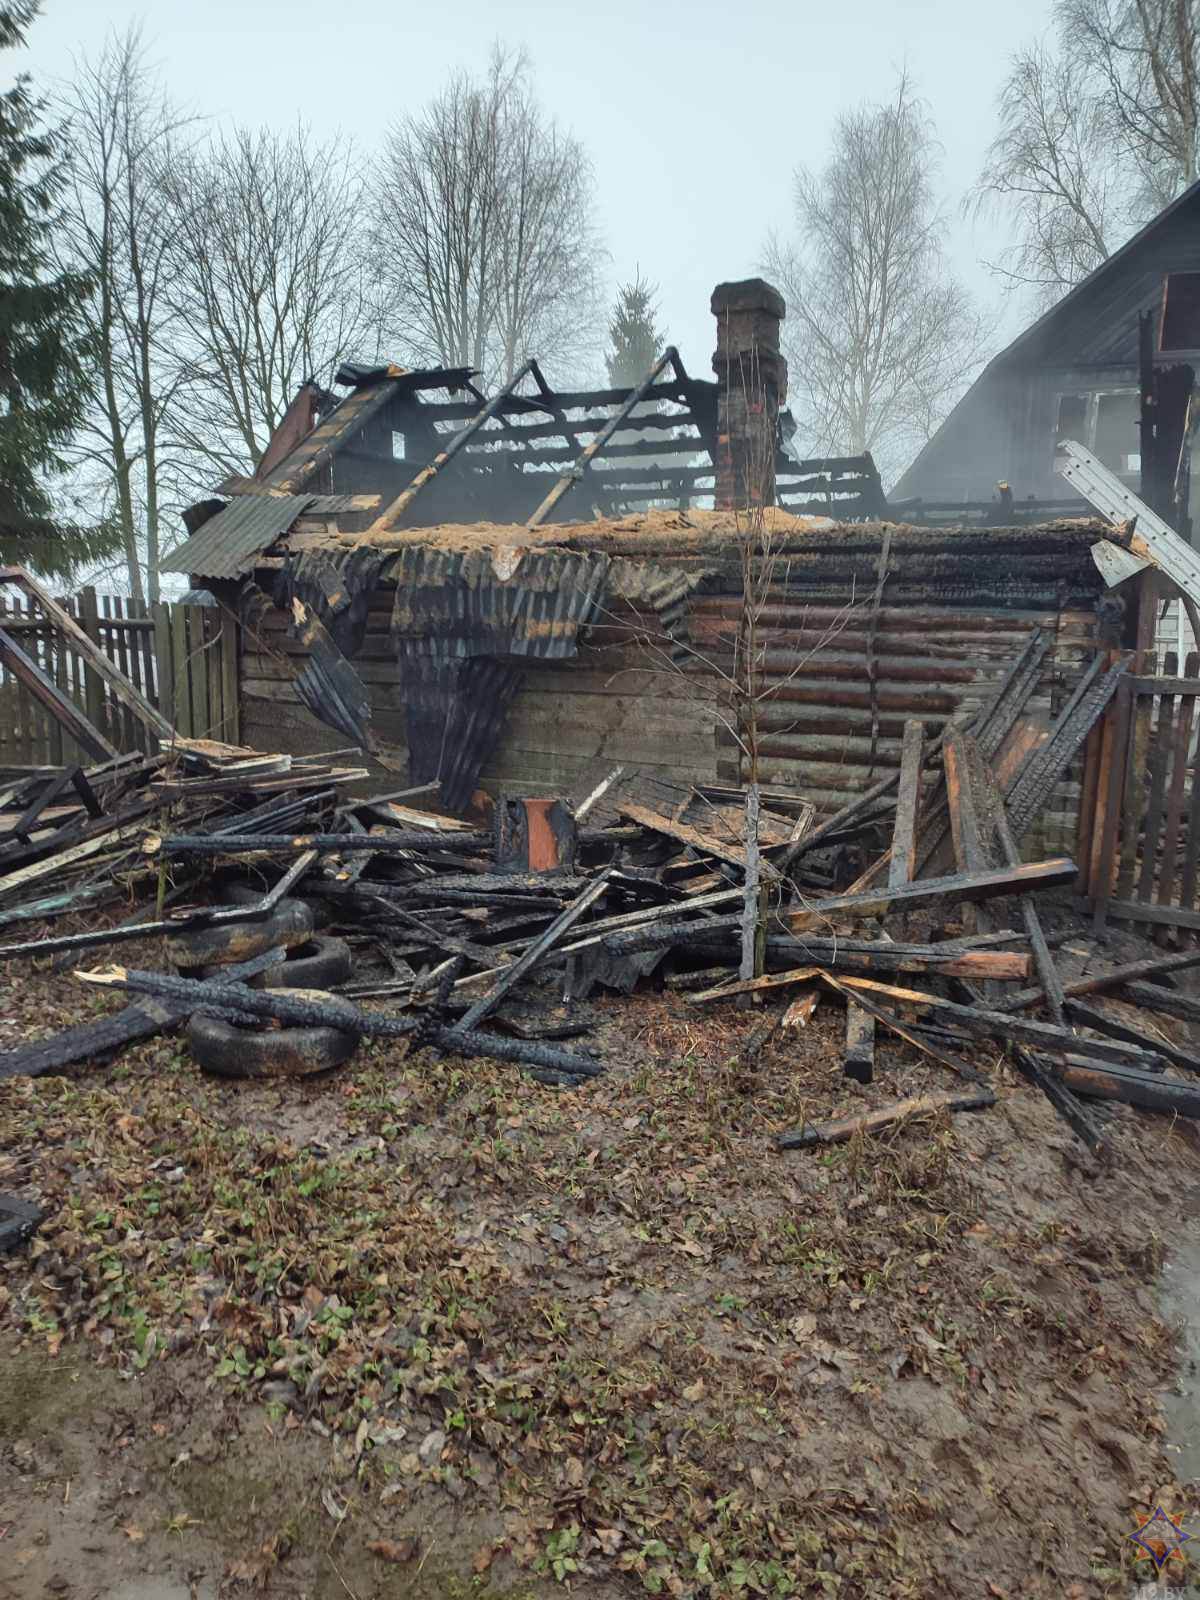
[164, 495, 317, 579]
[164, 493, 362, 579]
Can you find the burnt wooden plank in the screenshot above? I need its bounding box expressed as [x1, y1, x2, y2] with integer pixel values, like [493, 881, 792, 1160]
[1117, 979, 1200, 1025]
[1006, 654, 1125, 841]
[828, 971, 1160, 1068]
[785, 857, 1075, 932]
[1084, 897, 1200, 932]
[1136, 657, 1178, 910]
[685, 947, 1031, 1002]
[1001, 944, 1200, 1011]
[620, 800, 772, 875]
[943, 727, 988, 874]
[1155, 652, 1197, 942]
[0, 625, 116, 761]
[1064, 997, 1200, 1076]
[1091, 676, 1132, 933]
[1074, 715, 1103, 893]
[890, 719, 923, 891]
[0, 945, 287, 1081]
[1058, 1057, 1200, 1118]
[1116, 664, 1149, 901]
[14, 574, 172, 743]
[818, 974, 986, 1083]
[777, 1087, 995, 1150]
[450, 870, 613, 1035]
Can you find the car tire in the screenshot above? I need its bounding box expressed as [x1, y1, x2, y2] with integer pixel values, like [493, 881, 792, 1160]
[188, 936, 353, 989]
[220, 878, 330, 929]
[167, 898, 313, 969]
[186, 992, 358, 1079]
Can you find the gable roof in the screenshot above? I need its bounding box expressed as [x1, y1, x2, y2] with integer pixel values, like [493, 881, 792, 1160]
[994, 176, 1200, 370]
[892, 179, 1200, 500]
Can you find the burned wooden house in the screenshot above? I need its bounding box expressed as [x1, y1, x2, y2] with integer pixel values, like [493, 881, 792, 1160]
[893, 179, 1200, 536]
[163, 280, 1134, 849]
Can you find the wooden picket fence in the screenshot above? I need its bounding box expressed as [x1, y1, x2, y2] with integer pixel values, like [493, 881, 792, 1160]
[1080, 650, 1200, 940]
[0, 588, 239, 770]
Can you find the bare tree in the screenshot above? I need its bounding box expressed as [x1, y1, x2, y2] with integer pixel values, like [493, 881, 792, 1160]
[763, 76, 989, 484]
[975, 2, 1199, 304]
[160, 126, 372, 483]
[367, 47, 602, 386]
[1062, 0, 1199, 206]
[972, 42, 1122, 300]
[54, 27, 192, 602]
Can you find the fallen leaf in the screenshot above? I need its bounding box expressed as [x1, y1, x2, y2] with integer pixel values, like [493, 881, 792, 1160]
[122, 1524, 145, 1543]
[226, 1536, 281, 1589]
[367, 1538, 418, 1564]
[473, 1545, 495, 1574]
[682, 1378, 705, 1402]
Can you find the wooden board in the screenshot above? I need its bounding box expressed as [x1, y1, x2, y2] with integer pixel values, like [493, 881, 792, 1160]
[785, 857, 1076, 932]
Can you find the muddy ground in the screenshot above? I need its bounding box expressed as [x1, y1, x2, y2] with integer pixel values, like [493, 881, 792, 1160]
[3, 924, 1200, 1599]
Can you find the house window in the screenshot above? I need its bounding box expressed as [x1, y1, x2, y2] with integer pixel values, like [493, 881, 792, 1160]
[391, 431, 406, 459]
[1161, 272, 1200, 352]
[1055, 389, 1140, 482]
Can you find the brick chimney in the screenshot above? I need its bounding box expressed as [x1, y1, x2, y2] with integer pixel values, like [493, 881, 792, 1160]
[711, 278, 786, 510]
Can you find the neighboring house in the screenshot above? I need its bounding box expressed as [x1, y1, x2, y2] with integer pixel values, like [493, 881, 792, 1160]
[893, 180, 1200, 535]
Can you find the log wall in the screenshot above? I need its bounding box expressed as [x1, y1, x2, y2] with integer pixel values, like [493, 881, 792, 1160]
[242, 577, 1102, 856]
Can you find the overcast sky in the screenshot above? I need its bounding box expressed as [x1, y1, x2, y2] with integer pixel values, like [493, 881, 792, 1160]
[23, 0, 1052, 383]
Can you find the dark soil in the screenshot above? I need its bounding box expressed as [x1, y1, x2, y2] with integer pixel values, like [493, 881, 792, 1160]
[3, 928, 1200, 1598]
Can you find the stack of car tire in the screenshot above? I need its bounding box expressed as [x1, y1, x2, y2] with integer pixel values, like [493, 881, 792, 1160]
[166, 882, 359, 1080]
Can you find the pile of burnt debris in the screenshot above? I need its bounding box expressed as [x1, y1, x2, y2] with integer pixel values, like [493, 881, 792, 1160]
[2, 622, 1200, 1163]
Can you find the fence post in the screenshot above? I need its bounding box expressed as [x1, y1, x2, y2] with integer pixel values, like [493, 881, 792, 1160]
[152, 602, 176, 739]
[171, 603, 192, 738]
[219, 604, 239, 745]
[77, 587, 107, 741]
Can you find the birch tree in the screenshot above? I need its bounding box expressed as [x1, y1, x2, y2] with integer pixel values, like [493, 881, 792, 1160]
[159, 126, 372, 482]
[368, 47, 602, 385]
[972, 42, 1122, 299]
[53, 27, 187, 600]
[764, 76, 988, 484]
[1063, 0, 1200, 207]
[975, 1, 1200, 302]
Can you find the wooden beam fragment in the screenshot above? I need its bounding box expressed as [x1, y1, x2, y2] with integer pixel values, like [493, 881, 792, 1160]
[619, 800, 776, 877]
[777, 1088, 996, 1150]
[1064, 997, 1200, 1077]
[451, 869, 613, 1035]
[780, 990, 820, 1029]
[1058, 1057, 1200, 1118]
[784, 857, 1075, 932]
[996, 945, 1200, 1012]
[943, 727, 988, 874]
[685, 948, 1030, 1005]
[890, 719, 924, 889]
[0, 625, 116, 761]
[824, 972, 1161, 1069]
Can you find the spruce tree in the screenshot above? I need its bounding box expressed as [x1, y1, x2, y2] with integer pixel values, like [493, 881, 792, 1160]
[605, 274, 664, 389]
[0, 2, 103, 576]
